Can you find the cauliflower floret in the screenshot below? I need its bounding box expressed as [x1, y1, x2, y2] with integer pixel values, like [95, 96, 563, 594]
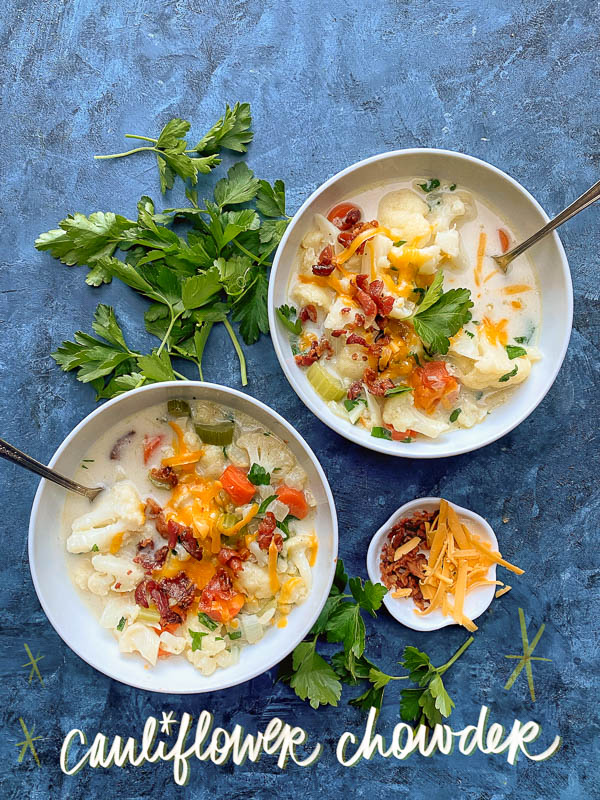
[187, 650, 218, 675]
[455, 395, 488, 429]
[87, 572, 113, 596]
[118, 622, 160, 666]
[335, 344, 369, 381]
[324, 297, 358, 330]
[197, 445, 227, 479]
[66, 480, 145, 554]
[90, 554, 144, 593]
[99, 595, 139, 629]
[389, 296, 417, 320]
[383, 393, 451, 439]
[237, 561, 273, 599]
[452, 336, 533, 390]
[290, 280, 334, 312]
[427, 193, 467, 232]
[284, 464, 307, 490]
[435, 228, 460, 259]
[226, 443, 250, 469]
[72, 560, 94, 591]
[236, 431, 297, 483]
[158, 631, 187, 655]
[378, 189, 431, 242]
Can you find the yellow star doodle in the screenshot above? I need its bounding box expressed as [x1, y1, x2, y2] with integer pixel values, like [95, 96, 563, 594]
[22, 643, 44, 686]
[15, 718, 42, 767]
[504, 608, 552, 702]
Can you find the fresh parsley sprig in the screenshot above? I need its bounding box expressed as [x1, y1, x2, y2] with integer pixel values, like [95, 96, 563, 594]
[36, 104, 290, 396]
[409, 270, 473, 355]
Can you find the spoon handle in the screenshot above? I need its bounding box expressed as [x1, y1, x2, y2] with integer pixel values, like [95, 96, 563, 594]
[500, 179, 600, 268]
[0, 438, 102, 500]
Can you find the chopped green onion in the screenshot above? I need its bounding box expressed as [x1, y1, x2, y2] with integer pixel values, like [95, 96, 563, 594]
[514, 336, 528, 344]
[449, 183, 457, 191]
[385, 384, 412, 397]
[449, 408, 461, 423]
[465, 330, 474, 338]
[393, 240, 406, 247]
[228, 630, 242, 640]
[91, 544, 99, 552]
[370, 426, 392, 440]
[197, 612, 219, 631]
[116, 616, 126, 632]
[418, 178, 440, 193]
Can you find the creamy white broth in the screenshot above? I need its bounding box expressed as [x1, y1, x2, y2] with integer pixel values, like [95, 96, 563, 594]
[62, 399, 318, 675]
[286, 178, 541, 441]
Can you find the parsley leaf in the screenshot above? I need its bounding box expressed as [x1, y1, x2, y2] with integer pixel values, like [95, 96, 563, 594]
[449, 408, 461, 422]
[248, 463, 270, 485]
[505, 344, 527, 360]
[35, 211, 134, 266]
[194, 102, 253, 155]
[384, 384, 412, 397]
[411, 272, 473, 355]
[214, 162, 260, 208]
[371, 426, 392, 440]
[256, 179, 287, 217]
[190, 630, 208, 651]
[514, 335, 528, 344]
[276, 304, 302, 335]
[287, 640, 342, 709]
[418, 178, 440, 193]
[197, 612, 219, 631]
[232, 268, 269, 344]
[499, 365, 518, 382]
[258, 495, 277, 514]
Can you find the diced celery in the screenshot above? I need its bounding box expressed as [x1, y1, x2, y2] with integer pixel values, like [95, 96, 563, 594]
[167, 399, 191, 416]
[194, 420, 235, 445]
[306, 362, 346, 402]
[137, 607, 161, 625]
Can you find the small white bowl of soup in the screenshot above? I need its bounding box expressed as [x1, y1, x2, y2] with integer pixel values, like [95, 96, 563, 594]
[28, 382, 338, 693]
[268, 149, 572, 458]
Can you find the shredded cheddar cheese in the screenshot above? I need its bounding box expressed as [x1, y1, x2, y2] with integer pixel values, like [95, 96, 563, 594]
[335, 226, 394, 265]
[416, 499, 523, 630]
[218, 503, 259, 535]
[393, 536, 421, 561]
[109, 532, 125, 554]
[268, 538, 280, 593]
[503, 284, 531, 295]
[482, 316, 509, 347]
[474, 230, 487, 287]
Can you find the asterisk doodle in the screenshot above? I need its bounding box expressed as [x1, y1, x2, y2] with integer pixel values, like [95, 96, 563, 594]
[15, 718, 42, 767]
[160, 711, 178, 735]
[504, 607, 552, 702]
[22, 643, 44, 686]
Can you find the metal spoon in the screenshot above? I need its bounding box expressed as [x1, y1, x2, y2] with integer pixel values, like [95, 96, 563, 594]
[493, 178, 600, 272]
[0, 438, 104, 501]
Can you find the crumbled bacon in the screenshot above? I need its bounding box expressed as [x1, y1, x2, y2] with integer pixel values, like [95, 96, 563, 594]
[332, 207, 361, 230]
[299, 304, 317, 323]
[295, 336, 333, 367]
[256, 512, 284, 552]
[165, 519, 203, 560]
[341, 307, 351, 314]
[110, 430, 135, 460]
[160, 571, 196, 610]
[347, 381, 363, 400]
[346, 333, 367, 346]
[133, 544, 170, 574]
[312, 264, 335, 276]
[363, 367, 395, 397]
[318, 244, 334, 264]
[135, 578, 151, 608]
[148, 581, 181, 626]
[355, 275, 395, 318]
[356, 288, 377, 317]
[137, 537, 154, 550]
[197, 568, 236, 621]
[217, 546, 249, 575]
[149, 465, 178, 488]
[379, 511, 435, 610]
[337, 220, 379, 253]
[145, 498, 169, 537]
[354, 312, 366, 327]
[331, 329, 346, 338]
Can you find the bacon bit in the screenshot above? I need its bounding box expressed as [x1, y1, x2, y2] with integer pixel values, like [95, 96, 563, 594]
[149, 465, 178, 487]
[354, 312, 365, 327]
[347, 381, 363, 400]
[148, 581, 181, 626]
[341, 307, 351, 314]
[137, 537, 154, 550]
[217, 547, 249, 575]
[363, 367, 395, 397]
[498, 228, 510, 253]
[346, 333, 367, 346]
[160, 572, 196, 610]
[256, 512, 284, 552]
[114, 582, 121, 589]
[197, 568, 242, 622]
[165, 519, 203, 560]
[338, 220, 379, 253]
[312, 264, 335, 276]
[294, 336, 333, 367]
[110, 430, 135, 460]
[143, 434, 163, 464]
[318, 244, 334, 264]
[145, 498, 169, 537]
[356, 288, 377, 317]
[379, 511, 434, 610]
[331, 329, 346, 338]
[133, 544, 170, 574]
[368, 335, 390, 358]
[328, 203, 362, 230]
[299, 304, 317, 323]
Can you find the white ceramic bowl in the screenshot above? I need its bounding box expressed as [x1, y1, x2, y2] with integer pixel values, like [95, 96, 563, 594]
[366, 497, 498, 631]
[269, 149, 573, 458]
[28, 382, 338, 693]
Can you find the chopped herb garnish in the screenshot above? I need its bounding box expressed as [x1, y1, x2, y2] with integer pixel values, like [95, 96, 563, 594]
[171, 548, 178, 555]
[222, 445, 228, 458]
[449, 183, 457, 191]
[197, 611, 219, 631]
[505, 344, 527, 360]
[412, 286, 426, 301]
[449, 408, 461, 423]
[499, 365, 518, 382]
[215, 636, 224, 641]
[393, 240, 407, 247]
[291, 341, 300, 355]
[343, 397, 366, 412]
[248, 463, 270, 485]
[514, 335, 530, 344]
[371, 426, 392, 440]
[81, 464, 88, 469]
[276, 304, 302, 335]
[277, 515, 296, 537]
[465, 330, 475, 338]
[409, 351, 422, 367]
[409, 270, 473, 355]
[401, 436, 413, 443]
[116, 616, 126, 632]
[82, 459, 94, 463]
[472, 320, 480, 325]
[190, 630, 208, 651]
[385, 384, 412, 397]
[228, 630, 242, 640]
[418, 178, 440, 193]
[258, 494, 278, 514]
[91, 544, 99, 552]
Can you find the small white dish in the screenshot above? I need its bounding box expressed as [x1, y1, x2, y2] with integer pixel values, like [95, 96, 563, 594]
[366, 497, 498, 631]
[28, 381, 338, 693]
[268, 148, 573, 458]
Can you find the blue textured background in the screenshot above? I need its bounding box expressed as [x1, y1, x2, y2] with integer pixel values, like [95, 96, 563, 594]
[1, 1, 598, 797]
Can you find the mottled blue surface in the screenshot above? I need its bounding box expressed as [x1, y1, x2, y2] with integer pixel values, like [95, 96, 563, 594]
[1, 0, 598, 797]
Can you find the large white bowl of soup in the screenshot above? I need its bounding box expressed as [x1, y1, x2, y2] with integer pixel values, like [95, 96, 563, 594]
[28, 382, 338, 693]
[268, 149, 572, 458]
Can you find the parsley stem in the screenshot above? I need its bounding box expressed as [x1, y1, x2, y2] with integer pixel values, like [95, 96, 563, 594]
[223, 317, 248, 386]
[438, 636, 474, 675]
[94, 146, 156, 160]
[124, 134, 158, 143]
[232, 240, 262, 264]
[156, 310, 181, 357]
[173, 370, 188, 380]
